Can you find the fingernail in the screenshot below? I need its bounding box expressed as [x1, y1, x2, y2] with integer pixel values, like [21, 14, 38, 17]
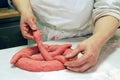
[77, 53, 83, 59]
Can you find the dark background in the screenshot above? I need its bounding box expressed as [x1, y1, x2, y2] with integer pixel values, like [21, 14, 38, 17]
[0, 0, 27, 49]
[0, 0, 9, 8]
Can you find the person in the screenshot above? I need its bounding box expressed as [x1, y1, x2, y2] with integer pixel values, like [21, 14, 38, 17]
[8, 0, 120, 72]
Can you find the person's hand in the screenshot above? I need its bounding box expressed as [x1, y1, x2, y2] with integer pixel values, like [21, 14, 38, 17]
[20, 12, 37, 40]
[64, 36, 103, 72]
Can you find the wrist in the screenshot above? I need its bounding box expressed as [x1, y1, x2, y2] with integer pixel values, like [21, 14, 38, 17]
[92, 16, 119, 48]
[20, 9, 33, 15]
[21, 11, 34, 17]
[89, 34, 107, 48]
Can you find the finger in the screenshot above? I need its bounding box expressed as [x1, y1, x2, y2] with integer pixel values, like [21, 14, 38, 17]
[22, 30, 34, 40]
[65, 46, 82, 58]
[66, 63, 90, 72]
[24, 33, 34, 40]
[64, 59, 86, 67]
[20, 23, 29, 32]
[77, 63, 92, 72]
[26, 19, 37, 30]
[64, 54, 88, 67]
[20, 23, 34, 40]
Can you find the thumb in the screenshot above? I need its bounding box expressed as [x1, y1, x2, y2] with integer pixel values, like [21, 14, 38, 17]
[27, 19, 37, 30]
[65, 45, 82, 58]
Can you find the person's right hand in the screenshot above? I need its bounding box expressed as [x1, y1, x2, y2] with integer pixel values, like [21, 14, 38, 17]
[20, 13, 37, 40]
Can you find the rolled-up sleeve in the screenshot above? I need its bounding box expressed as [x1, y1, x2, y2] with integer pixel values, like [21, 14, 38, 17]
[93, 0, 120, 24]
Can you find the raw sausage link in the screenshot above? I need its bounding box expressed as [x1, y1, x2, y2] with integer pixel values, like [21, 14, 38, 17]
[10, 46, 39, 64]
[10, 30, 73, 72]
[33, 30, 53, 61]
[15, 58, 65, 72]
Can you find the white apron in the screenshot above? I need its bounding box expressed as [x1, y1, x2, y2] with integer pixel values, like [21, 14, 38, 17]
[30, 0, 94, 42]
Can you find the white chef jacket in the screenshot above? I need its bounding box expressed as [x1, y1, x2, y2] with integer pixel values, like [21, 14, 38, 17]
[8, 0, 120, 42]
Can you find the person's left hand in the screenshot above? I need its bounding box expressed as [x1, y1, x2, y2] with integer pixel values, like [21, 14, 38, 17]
[64, 36, 102, 72]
